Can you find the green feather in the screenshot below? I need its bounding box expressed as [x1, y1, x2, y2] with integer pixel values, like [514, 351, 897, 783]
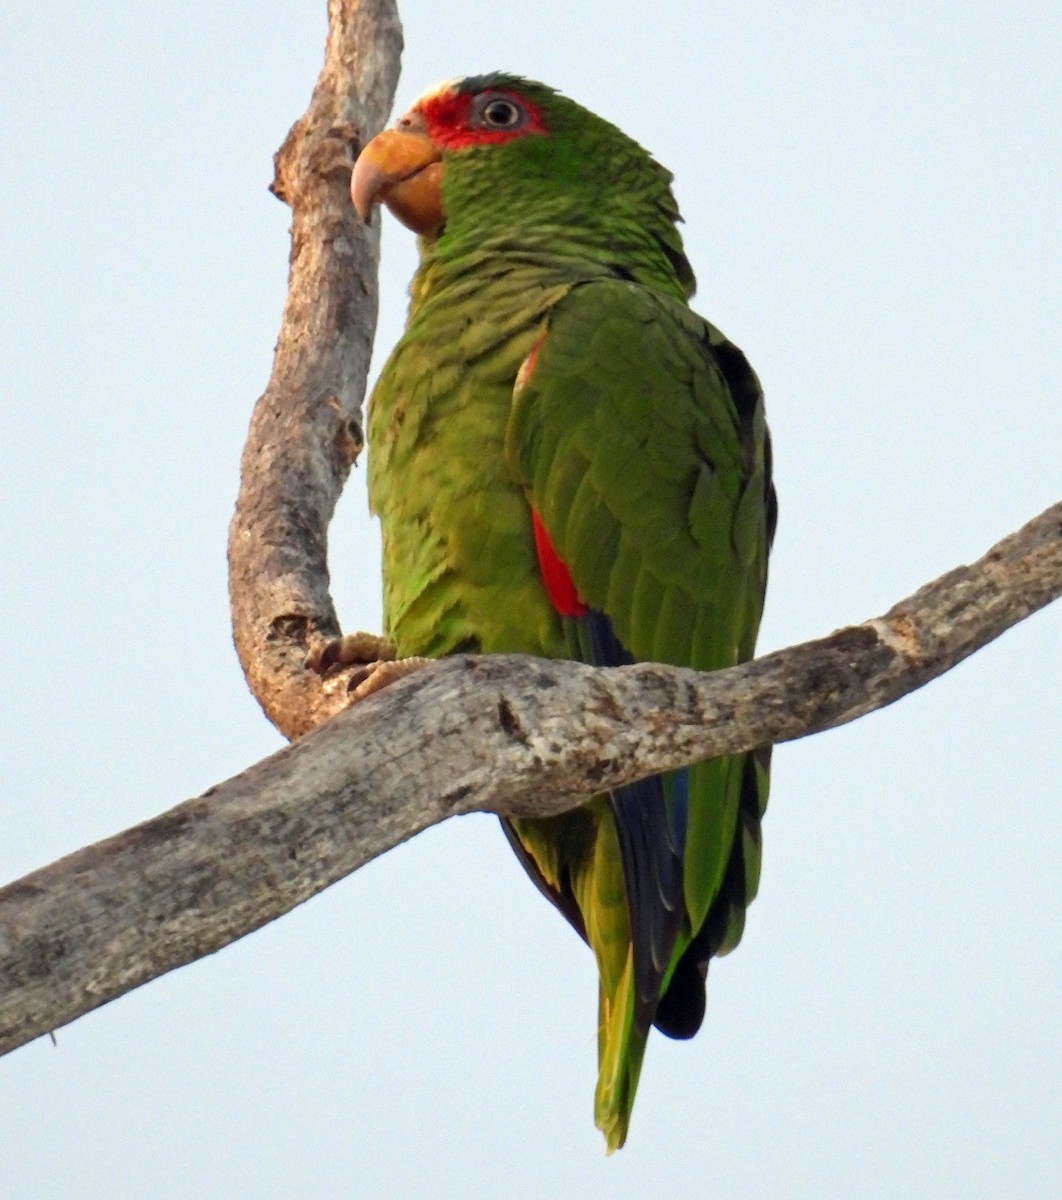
[366, 74, 775, 1151]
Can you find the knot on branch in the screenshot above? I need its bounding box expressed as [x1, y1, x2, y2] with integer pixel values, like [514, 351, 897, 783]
[332, 400, 364, 466]
[270, 119, 363, 206]
[869, 613, 923, 662]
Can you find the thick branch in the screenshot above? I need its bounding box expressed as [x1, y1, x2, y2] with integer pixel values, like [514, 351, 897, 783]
[1, 501, 1059, 1056]
[227, 0, 402, 740]
[7, 0, 1056, 1073]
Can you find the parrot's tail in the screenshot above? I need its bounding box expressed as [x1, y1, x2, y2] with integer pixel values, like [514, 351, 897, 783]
[594, 949, 649, 1154]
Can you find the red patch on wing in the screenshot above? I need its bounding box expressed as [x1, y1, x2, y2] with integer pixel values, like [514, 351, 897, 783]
[419, 88, 548, 150]
[532, 511, 587, 618]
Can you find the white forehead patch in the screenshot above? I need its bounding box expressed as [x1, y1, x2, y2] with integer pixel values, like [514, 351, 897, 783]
[413, 78, 461, 105]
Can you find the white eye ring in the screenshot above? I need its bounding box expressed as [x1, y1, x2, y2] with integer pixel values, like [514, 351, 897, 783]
[480, 97, 523, 128]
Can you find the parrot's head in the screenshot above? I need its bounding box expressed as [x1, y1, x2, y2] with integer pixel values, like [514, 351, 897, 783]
[351, 73, 694, 297]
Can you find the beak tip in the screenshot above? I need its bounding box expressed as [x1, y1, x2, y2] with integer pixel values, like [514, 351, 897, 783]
[350, 146, 388, 224]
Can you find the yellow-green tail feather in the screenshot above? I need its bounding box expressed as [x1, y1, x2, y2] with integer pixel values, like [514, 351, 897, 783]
[594, 948, 649, 1153]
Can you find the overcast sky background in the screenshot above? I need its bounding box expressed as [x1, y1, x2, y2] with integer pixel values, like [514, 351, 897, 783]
[2, 3, 1059, 1196]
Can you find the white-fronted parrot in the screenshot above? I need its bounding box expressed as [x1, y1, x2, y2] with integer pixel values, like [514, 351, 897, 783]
[349, 74, 777, 1151]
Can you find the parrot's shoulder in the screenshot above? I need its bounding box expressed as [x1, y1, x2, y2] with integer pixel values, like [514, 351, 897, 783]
[515, 276, 770, 488]
[535, 277, 766, 432]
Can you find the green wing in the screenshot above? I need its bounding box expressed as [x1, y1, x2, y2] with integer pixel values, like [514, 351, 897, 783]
[504, 278, 776, 1147]
[507, 278, 772, 674]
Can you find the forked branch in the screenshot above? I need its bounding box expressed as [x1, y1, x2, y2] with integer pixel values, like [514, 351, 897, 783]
[2, 0, 1058, 1063]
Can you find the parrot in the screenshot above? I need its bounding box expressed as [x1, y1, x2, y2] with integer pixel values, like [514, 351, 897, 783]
[348, 73, 777, 1152]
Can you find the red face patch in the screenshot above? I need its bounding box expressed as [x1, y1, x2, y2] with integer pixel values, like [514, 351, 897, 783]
[418, 88, 548, 150]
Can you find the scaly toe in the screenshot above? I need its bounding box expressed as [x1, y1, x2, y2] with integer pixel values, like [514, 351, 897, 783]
[348, 656, 432, 701]
[306, 632, 397, 675]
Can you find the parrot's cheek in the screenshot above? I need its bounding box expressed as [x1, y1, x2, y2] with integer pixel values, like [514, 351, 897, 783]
[380, 162, 445, 235]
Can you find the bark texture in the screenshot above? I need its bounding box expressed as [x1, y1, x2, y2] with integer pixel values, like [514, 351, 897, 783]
[227, 0, 402, 741]
[3, 0, 1058, 1061]
[1, 501, 1059, 1056]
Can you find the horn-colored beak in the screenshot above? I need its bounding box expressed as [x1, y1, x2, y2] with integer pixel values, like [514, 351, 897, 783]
[351, 129, 444, 236]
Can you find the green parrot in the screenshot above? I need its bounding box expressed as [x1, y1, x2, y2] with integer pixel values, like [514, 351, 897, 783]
[350, 74, 777, 1152]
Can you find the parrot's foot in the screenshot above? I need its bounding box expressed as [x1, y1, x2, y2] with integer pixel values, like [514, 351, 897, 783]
[305, 631, 396, 675]
[306, 632, 428, 702]
[346, 656, 432, 702]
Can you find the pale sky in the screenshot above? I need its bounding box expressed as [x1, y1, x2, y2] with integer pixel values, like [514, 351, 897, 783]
[1, 3, 1059, 1196]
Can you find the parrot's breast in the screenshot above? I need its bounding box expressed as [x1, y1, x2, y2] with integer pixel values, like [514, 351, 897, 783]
[367, 268, 572, 660]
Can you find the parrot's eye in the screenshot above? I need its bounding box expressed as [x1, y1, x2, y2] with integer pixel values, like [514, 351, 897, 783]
[477, 95, 525, 130]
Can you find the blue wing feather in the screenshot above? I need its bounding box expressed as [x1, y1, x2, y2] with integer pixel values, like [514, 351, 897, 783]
[572, 607, 688, 1036]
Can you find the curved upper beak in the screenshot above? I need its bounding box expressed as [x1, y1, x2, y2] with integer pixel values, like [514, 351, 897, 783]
[351, 118, 444, 236]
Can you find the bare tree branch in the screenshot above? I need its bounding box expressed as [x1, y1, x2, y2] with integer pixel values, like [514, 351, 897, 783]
[3, 0, 1058, 1066]
[1, 501, 1059, 1056]
[228, 0, 402, 741]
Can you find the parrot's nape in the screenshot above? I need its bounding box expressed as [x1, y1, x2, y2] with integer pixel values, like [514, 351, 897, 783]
[350, 73, 777, 1152]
